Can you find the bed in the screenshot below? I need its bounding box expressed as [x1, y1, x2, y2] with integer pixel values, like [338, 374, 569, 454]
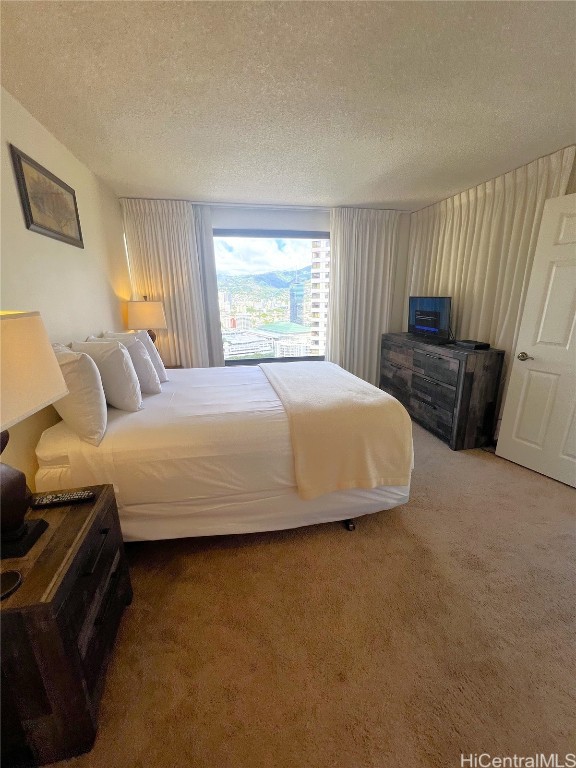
[35, 363, 413, 541]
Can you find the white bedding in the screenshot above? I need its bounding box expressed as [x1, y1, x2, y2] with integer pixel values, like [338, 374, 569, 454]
[260, 361, 413, 499]
[36, 365, 412, 541]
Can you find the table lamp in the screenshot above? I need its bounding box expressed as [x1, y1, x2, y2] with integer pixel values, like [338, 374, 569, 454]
[126, 295, 167, 343]
[1, 312, 68, 575]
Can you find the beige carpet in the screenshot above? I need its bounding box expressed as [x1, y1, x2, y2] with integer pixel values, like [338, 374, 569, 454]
[66, 424, 575, 768]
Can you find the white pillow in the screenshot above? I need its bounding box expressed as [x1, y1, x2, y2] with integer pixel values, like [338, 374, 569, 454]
[51, 343, 107, 446]
[126, 338, 162, 394]
[87, 336, 161, 395]
[71, 340, 142, 412]
[103, 330, 169, 383]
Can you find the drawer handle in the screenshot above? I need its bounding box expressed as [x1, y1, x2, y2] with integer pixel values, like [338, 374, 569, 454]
[424, 353, 443, 360]
[388, 362, 403, 370]
[84, 528, 110, 576]
[94, 568, 120, 627]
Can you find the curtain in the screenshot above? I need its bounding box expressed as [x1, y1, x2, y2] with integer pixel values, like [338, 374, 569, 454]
[121, 199, 224, 368]
[406, 147, 575, 395]
[326, 207, 400, 385]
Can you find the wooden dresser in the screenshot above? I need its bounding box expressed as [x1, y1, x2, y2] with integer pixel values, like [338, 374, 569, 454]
[1, 485, 132, 767]
[380, 333, 504, 450]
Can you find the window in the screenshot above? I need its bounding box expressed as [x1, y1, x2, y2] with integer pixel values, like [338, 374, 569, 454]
[213, 233, 331, 361]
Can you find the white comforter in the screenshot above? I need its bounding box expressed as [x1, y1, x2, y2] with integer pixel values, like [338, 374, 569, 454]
[36, 365, 412, 540]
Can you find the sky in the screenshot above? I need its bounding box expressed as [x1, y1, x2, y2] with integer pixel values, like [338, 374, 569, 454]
[214, 237, 313, 276]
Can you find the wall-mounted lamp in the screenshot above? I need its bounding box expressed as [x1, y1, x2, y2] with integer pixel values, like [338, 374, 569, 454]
[126, 296, 167, 343]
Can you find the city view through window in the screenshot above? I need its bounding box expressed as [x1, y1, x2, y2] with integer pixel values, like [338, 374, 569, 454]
[214, 236, 331, 360]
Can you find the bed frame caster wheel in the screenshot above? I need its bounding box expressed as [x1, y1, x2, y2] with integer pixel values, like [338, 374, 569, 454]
[344, 519, 355, 531]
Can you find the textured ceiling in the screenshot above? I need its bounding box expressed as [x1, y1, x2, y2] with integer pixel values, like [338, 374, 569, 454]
[2, 1, 575, 210]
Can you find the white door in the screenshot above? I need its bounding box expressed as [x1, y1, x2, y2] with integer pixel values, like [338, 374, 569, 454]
[496, 193, 576, 487]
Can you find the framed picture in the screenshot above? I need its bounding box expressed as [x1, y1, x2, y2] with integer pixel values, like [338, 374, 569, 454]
[9, 144, 84, 248]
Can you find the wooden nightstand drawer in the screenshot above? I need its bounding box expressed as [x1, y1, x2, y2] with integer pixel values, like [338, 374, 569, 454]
[81, 550, 131, 702]
[1, 485, 132, 767]
[60, 503, 121, 647]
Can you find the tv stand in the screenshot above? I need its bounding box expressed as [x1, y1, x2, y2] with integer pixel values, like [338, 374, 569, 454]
[380, 333, 504, 450]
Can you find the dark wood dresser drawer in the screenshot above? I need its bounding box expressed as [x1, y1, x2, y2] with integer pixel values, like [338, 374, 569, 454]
[408, 396, 454, 442]
[379, 359, 413, 401]
[381, 338, 414, 369]
[411, 372, 457, 412]
[379, 354, 457, 413]
[413, 348, 460, 386]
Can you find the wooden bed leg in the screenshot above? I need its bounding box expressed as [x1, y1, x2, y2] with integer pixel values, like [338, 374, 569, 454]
[344, 519, 356, 531]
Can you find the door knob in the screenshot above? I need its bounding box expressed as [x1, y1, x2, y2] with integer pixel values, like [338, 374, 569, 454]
[517, 352, 534, 361]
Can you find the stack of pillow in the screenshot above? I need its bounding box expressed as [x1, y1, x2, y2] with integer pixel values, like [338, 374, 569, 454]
[51, 331, 169, 447]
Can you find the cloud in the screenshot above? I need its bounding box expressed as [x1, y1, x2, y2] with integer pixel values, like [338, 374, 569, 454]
[214, 237, 313, 275]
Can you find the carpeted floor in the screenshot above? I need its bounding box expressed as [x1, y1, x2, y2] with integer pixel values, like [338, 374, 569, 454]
[65, 424, 575, 768]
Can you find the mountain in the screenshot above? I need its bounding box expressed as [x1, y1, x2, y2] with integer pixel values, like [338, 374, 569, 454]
[254, 265, 311, 288]
[218, 266, 311, 291]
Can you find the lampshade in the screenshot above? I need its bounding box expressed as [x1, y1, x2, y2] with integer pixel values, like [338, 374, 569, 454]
[0, 311, 68, 431]
[126, 300, 167, 331]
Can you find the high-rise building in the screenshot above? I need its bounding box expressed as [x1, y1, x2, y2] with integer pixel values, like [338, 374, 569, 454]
[218, 290, 232, 313]
[290, 277, 305, 325]
[309, 239, 330, 355]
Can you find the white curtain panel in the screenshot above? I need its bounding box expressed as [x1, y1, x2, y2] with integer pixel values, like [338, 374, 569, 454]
[190, 205, 225, 367]
[326, 207, 400, 385]
[407, 147, 575, 387]
[121, 199, 224, 368]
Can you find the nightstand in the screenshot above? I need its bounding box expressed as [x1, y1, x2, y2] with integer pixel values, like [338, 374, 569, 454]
[1, 485, 132, 767]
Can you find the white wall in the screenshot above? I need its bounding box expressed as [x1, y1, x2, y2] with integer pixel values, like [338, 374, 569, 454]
[211, 205, 329, 233]
[1, 89, 130, 338]
[1, 88, 130, 485]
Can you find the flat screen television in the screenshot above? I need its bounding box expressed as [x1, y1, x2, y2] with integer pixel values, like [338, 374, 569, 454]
[408, 296, 452, 341]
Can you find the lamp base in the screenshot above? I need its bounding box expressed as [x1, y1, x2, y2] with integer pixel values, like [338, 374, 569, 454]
[147, 329, 157, 343]
[1, 433, 47, 559]
[1, 519, 48, 559]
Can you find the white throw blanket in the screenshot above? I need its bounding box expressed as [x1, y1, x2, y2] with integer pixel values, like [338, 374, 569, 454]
[260, 361, 413, 500]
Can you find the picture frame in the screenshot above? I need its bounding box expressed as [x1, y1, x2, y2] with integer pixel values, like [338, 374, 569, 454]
[9, 144, 84, 248]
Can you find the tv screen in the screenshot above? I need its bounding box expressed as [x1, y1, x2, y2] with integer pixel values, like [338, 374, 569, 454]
[408, 296, 452, 340]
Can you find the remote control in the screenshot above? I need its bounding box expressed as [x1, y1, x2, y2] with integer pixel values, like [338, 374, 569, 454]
[31, 490, 96, 508]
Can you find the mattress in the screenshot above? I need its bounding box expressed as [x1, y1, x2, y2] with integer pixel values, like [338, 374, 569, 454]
[36, 366, 411, 541]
